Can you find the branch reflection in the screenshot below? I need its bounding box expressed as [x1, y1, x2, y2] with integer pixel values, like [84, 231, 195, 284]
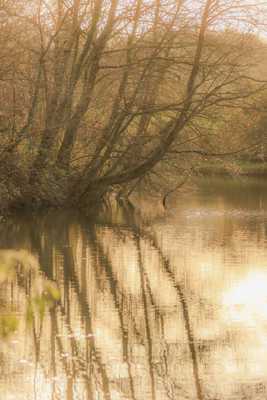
[1, 197, 266, 400]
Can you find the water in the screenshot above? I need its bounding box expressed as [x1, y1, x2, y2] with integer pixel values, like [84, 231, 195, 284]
[1, 177, 267, 400]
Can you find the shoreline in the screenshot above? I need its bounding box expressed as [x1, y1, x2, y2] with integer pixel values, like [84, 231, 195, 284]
[196, 161, 267, 177]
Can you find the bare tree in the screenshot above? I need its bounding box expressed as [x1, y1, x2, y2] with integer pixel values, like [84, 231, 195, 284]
[0, 0, 266, 210]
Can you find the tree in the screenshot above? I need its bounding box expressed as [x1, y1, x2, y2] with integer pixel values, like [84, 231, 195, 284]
[0, 0, 266, 210]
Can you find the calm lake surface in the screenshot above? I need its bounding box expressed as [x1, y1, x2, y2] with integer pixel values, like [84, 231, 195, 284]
[1, 177, 267, 400]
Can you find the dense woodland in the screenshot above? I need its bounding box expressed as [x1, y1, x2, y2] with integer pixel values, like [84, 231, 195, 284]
[0, 0, 267, 212]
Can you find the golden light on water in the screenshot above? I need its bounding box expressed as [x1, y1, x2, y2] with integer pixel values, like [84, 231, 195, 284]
[222, 271, 267, 325]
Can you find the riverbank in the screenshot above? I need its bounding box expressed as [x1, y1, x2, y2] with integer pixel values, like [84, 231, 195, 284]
[196, 161, 267, 176]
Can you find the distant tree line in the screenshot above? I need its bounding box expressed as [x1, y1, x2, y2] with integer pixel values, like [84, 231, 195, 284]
[0, 0, 266, 211]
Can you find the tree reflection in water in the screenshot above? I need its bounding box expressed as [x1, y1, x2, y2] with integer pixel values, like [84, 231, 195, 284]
[0, 205, 204, 400]
[2, 195, 266, 400]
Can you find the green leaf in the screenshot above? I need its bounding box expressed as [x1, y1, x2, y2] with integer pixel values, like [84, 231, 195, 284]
[0, 314, 19, 339]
